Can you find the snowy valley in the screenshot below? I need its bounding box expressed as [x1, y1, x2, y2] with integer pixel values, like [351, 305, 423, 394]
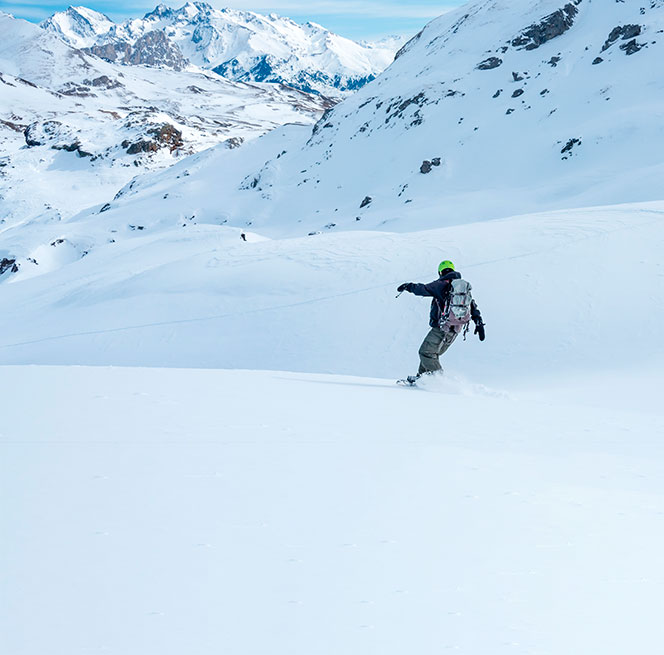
[2, 1, 664, 653]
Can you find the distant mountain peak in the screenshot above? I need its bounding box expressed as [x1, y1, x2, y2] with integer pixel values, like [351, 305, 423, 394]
[41, 3, 403, 97]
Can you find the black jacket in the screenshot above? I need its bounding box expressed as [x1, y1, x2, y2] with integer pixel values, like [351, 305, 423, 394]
[406, 270, 482, 328]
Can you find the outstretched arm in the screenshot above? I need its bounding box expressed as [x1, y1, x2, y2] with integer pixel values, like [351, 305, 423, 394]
[397, 280, 440, 297]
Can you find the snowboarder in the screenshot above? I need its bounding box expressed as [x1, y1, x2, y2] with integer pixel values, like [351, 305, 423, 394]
[397, 260, 485, 385]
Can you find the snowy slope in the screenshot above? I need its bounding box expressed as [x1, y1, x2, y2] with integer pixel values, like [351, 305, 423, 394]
[1, 200, 662, 390]
[42, 3, 402, 96]
[0, 13, 329, 227]
[71, 0, 664, 238]
[2, 365, 664, 655]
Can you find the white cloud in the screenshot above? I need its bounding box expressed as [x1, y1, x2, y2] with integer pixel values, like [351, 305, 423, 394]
[212, 0, 459, 19]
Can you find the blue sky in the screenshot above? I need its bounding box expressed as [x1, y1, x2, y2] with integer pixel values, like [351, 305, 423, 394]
[1, 0, 465, 40]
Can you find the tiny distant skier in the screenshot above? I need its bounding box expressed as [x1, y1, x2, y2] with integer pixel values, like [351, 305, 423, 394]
[397, 260, 485, 386]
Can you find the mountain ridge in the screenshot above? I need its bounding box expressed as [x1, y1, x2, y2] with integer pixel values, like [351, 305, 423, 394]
[41, 3, 403, 96]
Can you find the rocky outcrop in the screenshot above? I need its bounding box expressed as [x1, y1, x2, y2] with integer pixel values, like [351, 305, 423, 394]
[420, 158, 441, 174]
[602, 25, 642, 51]
[126, 31, 187, 70]
[123, 123, 183, 155]
[85, 31, 187, 71]
[511, 2, 581, 50]
[24, 121, 92, 156]
[24, 120, 62, 146]
[0, 257, 18, 275]
[477, 57, 503, 70]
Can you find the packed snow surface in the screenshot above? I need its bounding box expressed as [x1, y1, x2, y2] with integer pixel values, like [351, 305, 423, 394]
[2, 365, 664, 655]
[2, 1, 664, 652]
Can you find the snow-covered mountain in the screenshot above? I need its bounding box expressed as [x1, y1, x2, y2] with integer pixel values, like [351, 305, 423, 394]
[0, 12, 329, 227]
[42, 3, 402, 96]
[31, 0, 662, 243]
[2, 5, 664, 650]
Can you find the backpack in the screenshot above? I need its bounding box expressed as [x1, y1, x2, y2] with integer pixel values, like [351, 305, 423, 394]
[438, 278, 473, 333]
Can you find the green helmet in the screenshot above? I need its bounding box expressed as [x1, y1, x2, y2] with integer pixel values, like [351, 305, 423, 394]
[438, 260, 455, 274]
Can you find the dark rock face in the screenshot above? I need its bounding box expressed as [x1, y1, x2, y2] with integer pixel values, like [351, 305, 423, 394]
[85, 41, 129, 63]
[477, 57, 503, 70]
[24, 120, 62, 146]
[0, 258, 18, 275]
[561, 137, 582, 158]
[149, 123, 184, 151]
[620, 39, 644, 55]
[52, 141, 92, 157]
[126, 140, 159, 154]
[125, 123, 183, 155]
[511, 2, 580, 50]
[592, 57, 603, 64]
[224, 137, 244, 149]
[384, 92, 427, 127]
[87, 75, 123, 89]
[602, 24, 642, 51]
[421, 157, 442, 174]
[512, 89, 524, 98]
[359, 196, 372, 208]
[126, 31, 187, 70]
[85, 31, 187, 71]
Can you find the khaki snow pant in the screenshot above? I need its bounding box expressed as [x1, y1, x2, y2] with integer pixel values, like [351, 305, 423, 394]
[418, 327, 458, 375]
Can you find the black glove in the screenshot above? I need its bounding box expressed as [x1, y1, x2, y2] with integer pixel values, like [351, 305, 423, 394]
[474, 320, 486, 341]
[397, 283, 411, 293]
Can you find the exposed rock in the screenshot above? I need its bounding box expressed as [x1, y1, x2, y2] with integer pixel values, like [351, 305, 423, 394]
[85, 41, 130, 63]
[511, 2, 580, 51]
[0, 257, 18, 275]
[0, 119, 26, 133]
[360, 196, 372, 208]
[224, 137, 244, 149]
[420, 160, 433, 174]
[561, 137, 582, 157]
[602, 24, 642, 51]
[85, 31, 188, 71]
[548, 56, 561, 67]
[592, 57, 604, 65]
[126, 31, 188, 70]
[125, 123, 183, 155]
[620, 39, 645, 55]
[24, 120, 62, 147]
[126, 140, 158, 155]
[512, 89, 524, 98]
[148, 123, 184, 151]
[477, 57, 503, 70]
[512, 72, 524, 82]
[99, 203, 112, 213]
[431, 157, 441, 167]
[492, 89, 502, 98]
[84, 75, 123, 90]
